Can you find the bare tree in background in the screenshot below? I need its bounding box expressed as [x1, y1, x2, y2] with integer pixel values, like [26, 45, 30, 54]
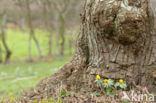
[0, 44, 2, 63]
[68, 31, 76, 55]
[16, 0, 26, 33]
[41, 0, 54, 57]
[0, 11, 12, 64]
[52, 0, 71, 56]
[25, 0, 44, 61]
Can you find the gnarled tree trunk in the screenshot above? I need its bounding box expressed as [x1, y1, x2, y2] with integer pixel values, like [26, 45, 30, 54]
[22, 0, 156, 102]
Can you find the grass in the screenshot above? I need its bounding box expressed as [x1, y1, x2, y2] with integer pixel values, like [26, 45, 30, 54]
[0, 28, 75, 98]
[0, 58, 71, 97]
[1, 28, 76, 59]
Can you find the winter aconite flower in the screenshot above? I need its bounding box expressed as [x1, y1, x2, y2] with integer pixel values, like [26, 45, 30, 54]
[8, 91, 12, 94]
[119, 79, 123, 84]
[104, 79, 108, 83]
[96, 75, 101, 80]
[10, 97, 15, 101]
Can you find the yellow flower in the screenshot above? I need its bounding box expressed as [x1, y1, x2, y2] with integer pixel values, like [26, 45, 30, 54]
[10, 97, 16, 101]
[104, 79, 108, 83]
[119, 79, 123, 84]
[8, 91, 12, 94]
[96, 75, 101, 80]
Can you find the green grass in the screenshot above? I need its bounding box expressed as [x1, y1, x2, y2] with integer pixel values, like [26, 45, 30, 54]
[1, 28, 76, 59]
[0, 57, 71, 97]
[0, 28, 75, 97]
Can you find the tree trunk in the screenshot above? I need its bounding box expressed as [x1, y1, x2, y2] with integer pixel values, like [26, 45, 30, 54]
[42, 0, 53, 57]
[25, 0, 44, 60]
[1, 12, 12, 64]
[69, 38, 73, 55]
[22, 0, 156, 102]
[28, 35, 33, 62]
[0, 45, 3, 63]
[48, 33, 53, 57]
[59, 14, 65, 56]
[17, 0, 26, 33]
[55, 32, 59, 56]
[1, 30, 12, 64]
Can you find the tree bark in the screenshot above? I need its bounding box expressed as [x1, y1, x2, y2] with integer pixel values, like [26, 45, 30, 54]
[22, 0, 156, 102]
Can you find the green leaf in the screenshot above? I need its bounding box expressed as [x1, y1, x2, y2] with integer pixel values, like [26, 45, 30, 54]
[124, 100, 130, 103]
[114, 82, 120, 88]
[92, 91, 102, 96]
[103, 83, 109, 88]
[107, 79, 114, 86]
[106, 87, 111, 92]
[120, 83, 127, 89]
[147, 93, 154, 99]
[95, 79, 103, 86]
[61, 90, 67, 97]
[106, 91, 112, 96]
[111, 91, 116, 95]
